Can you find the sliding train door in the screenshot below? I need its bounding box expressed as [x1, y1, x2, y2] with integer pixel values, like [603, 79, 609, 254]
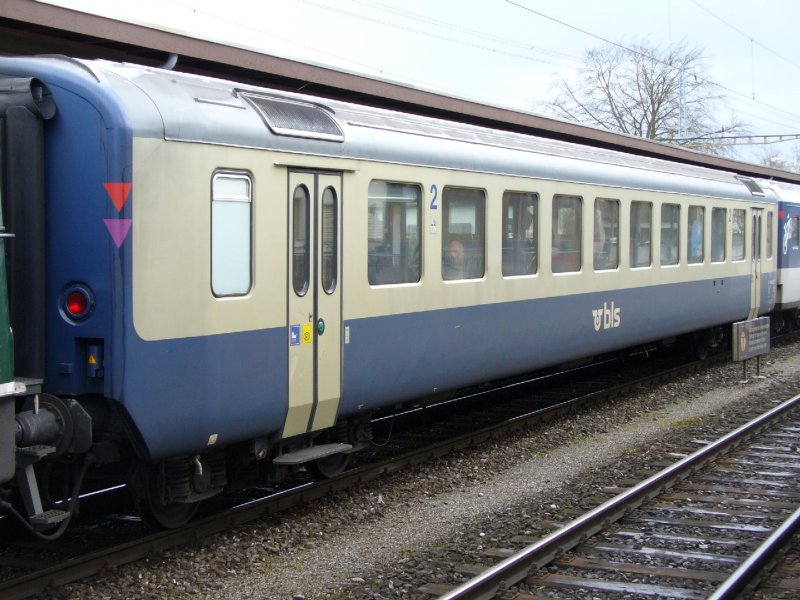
[283, 170, 343, 439]
[749, 208, 763, 320]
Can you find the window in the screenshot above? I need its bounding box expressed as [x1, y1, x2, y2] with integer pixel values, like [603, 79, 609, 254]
[661, 204, 680, 265]
[211, 173, 252, 296]
[766, 211, 773, 259]
[688, 205, 705, 264]
[593, 198, 619, 270]
[321, 187, 337, 293]
[711, 207, 726, 262]
[367, 181, 421, 285]
[732, 209, 746, 261]
[442, 187, 485, 280]
[792, 215, 799, 249]
[502, 191, 538, 276]
[552, 195, 582, 273]
[630, 201, 652, 268]
[292, 185, 310, 295]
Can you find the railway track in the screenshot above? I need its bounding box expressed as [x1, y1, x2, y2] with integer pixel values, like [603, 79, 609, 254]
[433, 393, 800, 600]
[0, 344, 707, 599]
[0, 344, 713, 599]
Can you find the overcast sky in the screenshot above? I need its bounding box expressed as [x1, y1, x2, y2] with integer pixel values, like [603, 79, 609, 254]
[43, 0, 800, 163]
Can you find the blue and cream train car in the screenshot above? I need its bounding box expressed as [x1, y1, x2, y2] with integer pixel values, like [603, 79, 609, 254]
[0, 56, 786, 532]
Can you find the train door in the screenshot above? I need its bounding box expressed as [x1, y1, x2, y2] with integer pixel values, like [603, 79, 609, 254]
[749, 208, 763, 319]
[283, 171, 343, 439]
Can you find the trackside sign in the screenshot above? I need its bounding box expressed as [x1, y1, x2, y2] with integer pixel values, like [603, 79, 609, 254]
[732, 317, 771, 361]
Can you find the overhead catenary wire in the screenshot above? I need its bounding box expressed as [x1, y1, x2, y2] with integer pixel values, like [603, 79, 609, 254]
[164, 0, 800, 142]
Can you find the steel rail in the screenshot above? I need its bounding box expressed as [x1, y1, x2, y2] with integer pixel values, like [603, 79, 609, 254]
[708, 505, 800, 600]
[437, 393, 800, 600]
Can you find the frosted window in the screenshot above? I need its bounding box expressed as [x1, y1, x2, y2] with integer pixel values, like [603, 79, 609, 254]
[212, 174, 252, 296]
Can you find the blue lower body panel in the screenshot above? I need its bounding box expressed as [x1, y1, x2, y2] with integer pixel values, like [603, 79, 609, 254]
[340, 276, 752, 416]
[121, 327, 287, 459]
[114, 276, 752, 459]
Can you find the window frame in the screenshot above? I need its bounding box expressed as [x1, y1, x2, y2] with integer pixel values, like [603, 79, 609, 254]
[630, 200, 653, 268]
[502, 190, 538, 277]
[367, 180, 422, 286]
[593, 198, 619, 271]
[320, 186, 338, 294]
[660, 203, 680, 266]
[688, 205, 705, 265]
[291, 184, 311, 297]
[732, 208, 746, 262]
[711, 207, 727, 263]
[766, 211, 774, 259]
[211, 171, 253, 297]
[442, 186, 486, 281]
[551, 194, 583, 274]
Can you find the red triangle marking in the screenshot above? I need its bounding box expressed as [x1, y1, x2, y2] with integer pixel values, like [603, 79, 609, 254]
[103, 182, 132, 212]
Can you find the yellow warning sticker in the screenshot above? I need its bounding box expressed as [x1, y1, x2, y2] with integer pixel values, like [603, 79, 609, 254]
[88, 355, 97, 365]
[301, 323, 313, 345]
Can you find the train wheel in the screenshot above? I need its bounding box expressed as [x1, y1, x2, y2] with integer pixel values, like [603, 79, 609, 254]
[693, 327, 725, 360]
[131, 462, 198, 529]
[308, 452, 351, 479]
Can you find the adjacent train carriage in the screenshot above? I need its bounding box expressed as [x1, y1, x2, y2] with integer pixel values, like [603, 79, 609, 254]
[767, 181, 800, 324]
[0, 56, 785, 533]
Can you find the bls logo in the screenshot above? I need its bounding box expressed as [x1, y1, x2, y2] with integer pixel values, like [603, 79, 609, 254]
[592, 301, 621, 331]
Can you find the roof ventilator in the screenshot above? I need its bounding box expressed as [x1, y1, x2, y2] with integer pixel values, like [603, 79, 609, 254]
[736, 176, 765, 197]
[240, 92, 344, 142]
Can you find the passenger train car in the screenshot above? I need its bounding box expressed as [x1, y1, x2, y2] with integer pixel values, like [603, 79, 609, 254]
[0, 56, 792, 534]
[767, 182, 800, 326]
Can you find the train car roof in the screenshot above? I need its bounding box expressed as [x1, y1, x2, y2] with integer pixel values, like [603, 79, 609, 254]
[0, 55, 778, 203]
[2, 0, 799, 188]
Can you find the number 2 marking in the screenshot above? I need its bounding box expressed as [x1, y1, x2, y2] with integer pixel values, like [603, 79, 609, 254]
[430, 184, 438, 210]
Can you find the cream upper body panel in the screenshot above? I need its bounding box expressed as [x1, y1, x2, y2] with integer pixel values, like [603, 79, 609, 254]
[132, 136, 775, 341]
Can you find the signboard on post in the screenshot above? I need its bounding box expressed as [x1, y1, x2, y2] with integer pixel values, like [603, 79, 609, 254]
[732, 317, 770, 362]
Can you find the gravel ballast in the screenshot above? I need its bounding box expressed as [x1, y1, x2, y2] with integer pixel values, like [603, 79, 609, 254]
[55, 341, 800, 600]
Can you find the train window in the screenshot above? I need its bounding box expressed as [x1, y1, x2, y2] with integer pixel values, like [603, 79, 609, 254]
[552, 195, 582, 273]
[688, 206, 705, 264]
[367, 181, 421, 285]
[211, 173, 252, 296]
[711, 208, 726, 263]
[321, 187, 338, 294]
[593, 198, 619, 270]
[766, 211, 774, 259]
[793, 216, 800, 250]
[630, 201, 652, 268]
[442, 187, 485, 280]
[732, 209, 746, 261]
[502, 191, 538, 276]
[292, 185, 310, 296]
[661, 204, 680, 266]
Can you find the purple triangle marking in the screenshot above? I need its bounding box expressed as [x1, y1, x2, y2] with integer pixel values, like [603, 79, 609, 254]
[104, 219, 132, 248]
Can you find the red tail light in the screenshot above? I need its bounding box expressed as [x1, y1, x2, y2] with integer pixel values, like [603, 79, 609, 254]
[66, 290, 89, 317]
[61, 284, 94, 321]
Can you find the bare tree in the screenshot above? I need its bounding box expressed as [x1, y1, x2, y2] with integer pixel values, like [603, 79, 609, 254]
[754, 144, 800, 173]
[547, 40, 747, 155]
